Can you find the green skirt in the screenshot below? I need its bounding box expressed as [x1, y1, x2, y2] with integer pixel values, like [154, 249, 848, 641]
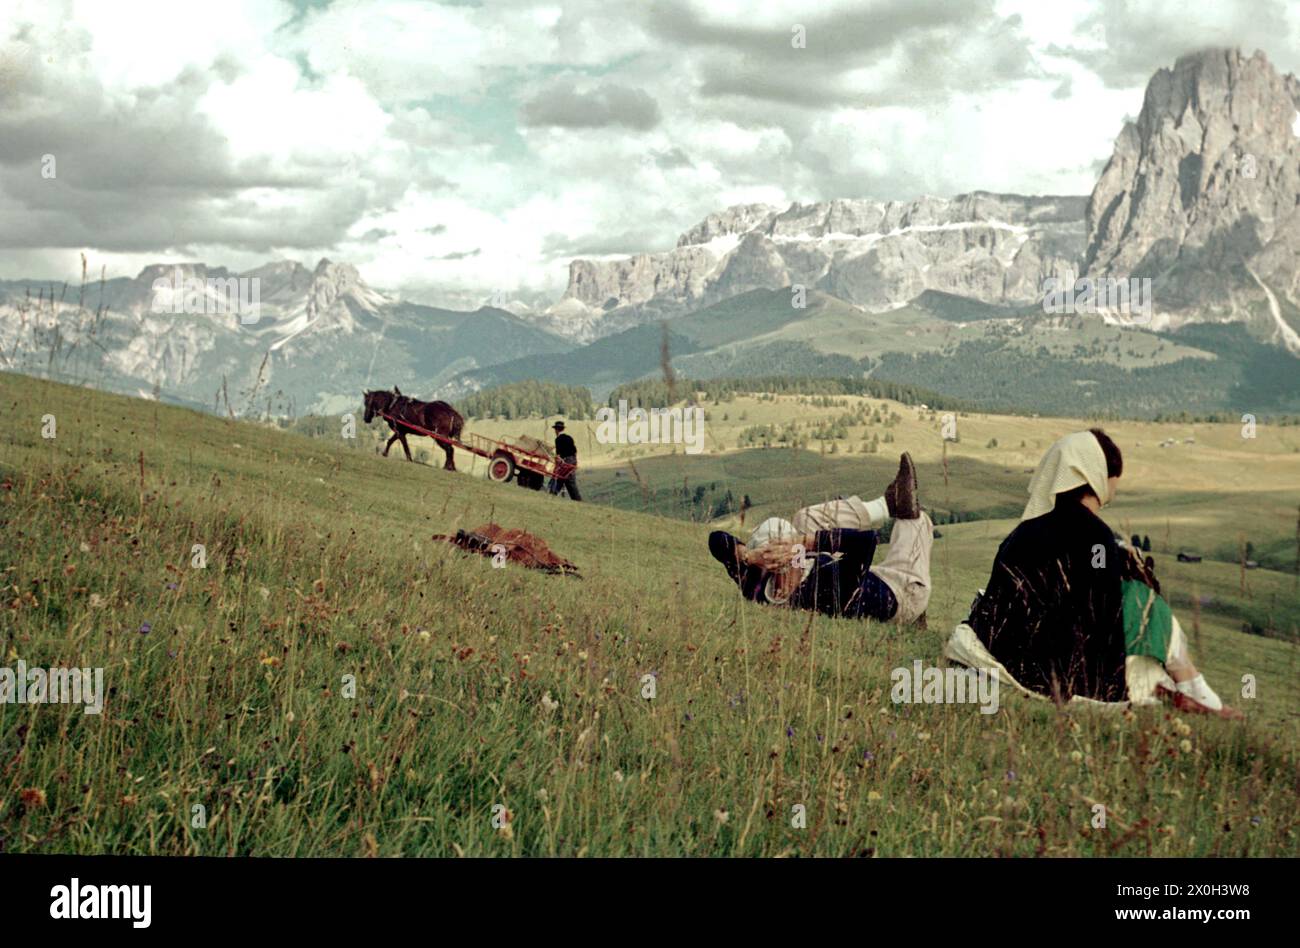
[1121, 581, 1173, 661]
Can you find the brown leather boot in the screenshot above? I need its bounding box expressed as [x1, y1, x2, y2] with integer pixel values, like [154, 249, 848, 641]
[884, 452, 920, 519]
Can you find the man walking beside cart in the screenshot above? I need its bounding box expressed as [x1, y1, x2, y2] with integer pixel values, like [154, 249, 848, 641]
[548, 420, 581, 501]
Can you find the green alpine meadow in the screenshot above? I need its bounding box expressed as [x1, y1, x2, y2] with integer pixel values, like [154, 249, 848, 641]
[2, 372, 1296, 857]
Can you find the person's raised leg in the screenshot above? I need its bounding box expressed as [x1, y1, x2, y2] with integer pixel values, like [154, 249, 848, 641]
[869, 511, 934, 624]
[791, 495, 882, 533]
[789, 453, 919, 534]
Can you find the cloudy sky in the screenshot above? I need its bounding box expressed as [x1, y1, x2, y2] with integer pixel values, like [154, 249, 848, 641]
[2, 0, 1299, 308]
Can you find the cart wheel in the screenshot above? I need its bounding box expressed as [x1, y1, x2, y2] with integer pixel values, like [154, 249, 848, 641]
[487, 453, 515, 483]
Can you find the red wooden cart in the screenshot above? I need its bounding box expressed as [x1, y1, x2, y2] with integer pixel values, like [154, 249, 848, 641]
[379, 410, 574, 490]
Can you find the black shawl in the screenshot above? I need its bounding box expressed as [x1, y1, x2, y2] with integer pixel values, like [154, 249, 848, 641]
[968, 501, 1128, 701]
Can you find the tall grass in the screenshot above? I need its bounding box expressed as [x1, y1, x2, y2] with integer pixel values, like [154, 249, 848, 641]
[0, 373, 1296, 856]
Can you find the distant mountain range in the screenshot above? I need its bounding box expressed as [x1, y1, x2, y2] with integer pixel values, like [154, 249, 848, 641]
[539, 48, 1300, 358]
[0, 259, 571, 415]
[534, 192, 1087, 342]
[3, 47, 1299, 418]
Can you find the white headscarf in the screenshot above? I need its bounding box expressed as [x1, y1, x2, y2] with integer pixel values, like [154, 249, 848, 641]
[748, 517, 797, 548]
[1021, 430, 1112, 521]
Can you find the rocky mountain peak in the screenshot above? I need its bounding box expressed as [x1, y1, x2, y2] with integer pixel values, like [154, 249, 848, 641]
[304, 258, 387, 325]
[1083, 47, 1300, 351]
[676, 203, 781, 247]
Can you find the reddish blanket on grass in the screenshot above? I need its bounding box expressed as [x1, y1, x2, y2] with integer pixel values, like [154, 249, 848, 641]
[433, 523, 580, 575]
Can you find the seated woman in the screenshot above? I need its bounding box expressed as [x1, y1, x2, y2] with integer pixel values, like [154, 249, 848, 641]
[708, 453, 932, 625]
[945, 428, 1241, 717]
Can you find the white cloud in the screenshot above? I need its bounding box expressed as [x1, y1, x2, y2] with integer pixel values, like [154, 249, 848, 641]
[3, 0, 1297, 303]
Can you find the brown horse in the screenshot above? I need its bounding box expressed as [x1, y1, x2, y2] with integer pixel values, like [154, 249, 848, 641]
[362, 387, 464, 470]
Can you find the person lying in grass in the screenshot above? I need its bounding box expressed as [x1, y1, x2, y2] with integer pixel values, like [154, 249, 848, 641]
[947, 428, 1243, 718]
[707, 453, 932, 625]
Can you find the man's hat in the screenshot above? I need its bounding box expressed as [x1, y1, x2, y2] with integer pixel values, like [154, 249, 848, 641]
[748, 517, 796, 549]
[552, 421, 566, 431]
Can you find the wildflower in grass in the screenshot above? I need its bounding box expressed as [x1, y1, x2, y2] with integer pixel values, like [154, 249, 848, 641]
[20, 788, 46, 808]
[1005, 770, 1016, 782]
[714, 809, 729, 825]
[540, 692, 559, 714]
[863, 750, 875, 761]
[1179, 739, 1192, 754]
[138, 621, 151, 634]
[1069, 750, 1083, 763]
[867, 791, 882, 801]
[613, 770, 624, 783]
[832, 771, 850, 822]
[786, 726, 794, 738]
[89, 594, 106, 608]
[165, 582, 177, 591]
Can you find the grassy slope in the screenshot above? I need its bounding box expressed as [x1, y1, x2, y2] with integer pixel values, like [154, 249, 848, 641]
[1, 373, 1297, 857]
[665, 289, 1212, 368]
[475, 393, 1300, 565]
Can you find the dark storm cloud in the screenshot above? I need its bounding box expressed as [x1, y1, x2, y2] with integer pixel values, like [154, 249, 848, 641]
[0, 50, 369, 252]
[645, 0, 972, 63]
[520, 79, 662, 130]
[645, 0, 1040, 107]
